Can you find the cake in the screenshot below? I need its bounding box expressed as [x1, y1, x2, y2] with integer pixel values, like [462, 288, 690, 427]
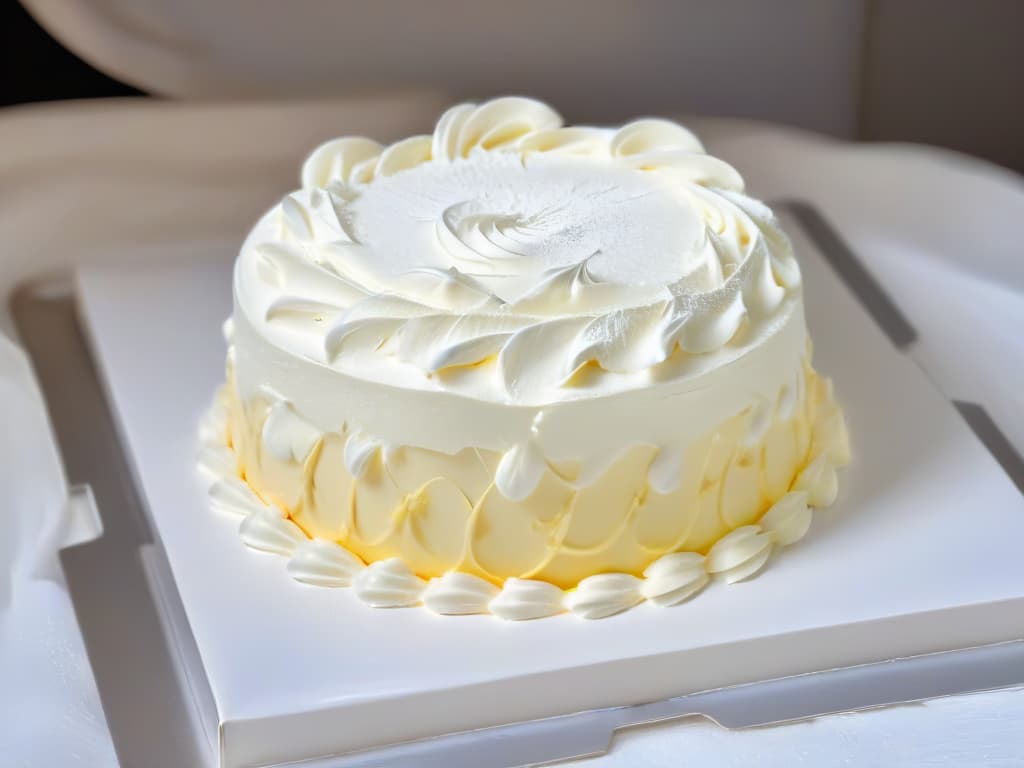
[198, 96, 850, 620]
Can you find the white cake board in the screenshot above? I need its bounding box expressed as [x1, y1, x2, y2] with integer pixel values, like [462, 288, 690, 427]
[75, 208, 1024, 768]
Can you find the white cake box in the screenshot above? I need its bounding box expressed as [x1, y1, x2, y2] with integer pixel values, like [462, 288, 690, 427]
[12, 129, 1024, 765]
[22, 204, 1011, 768]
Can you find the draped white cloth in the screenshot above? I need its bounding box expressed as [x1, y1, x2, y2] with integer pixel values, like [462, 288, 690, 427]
[0, 333, 118, 767]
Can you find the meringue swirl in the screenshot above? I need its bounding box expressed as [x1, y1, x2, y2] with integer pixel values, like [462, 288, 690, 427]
[236, 97, 801, 406]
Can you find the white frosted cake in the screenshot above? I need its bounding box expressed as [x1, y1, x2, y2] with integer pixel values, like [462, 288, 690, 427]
[199, 96, 850, 620]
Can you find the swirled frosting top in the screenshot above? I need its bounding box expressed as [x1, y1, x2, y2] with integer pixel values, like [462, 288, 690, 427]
[235, 97, 802, 405]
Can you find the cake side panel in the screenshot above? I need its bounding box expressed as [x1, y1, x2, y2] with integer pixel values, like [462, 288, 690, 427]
[217, 345, 847, 594]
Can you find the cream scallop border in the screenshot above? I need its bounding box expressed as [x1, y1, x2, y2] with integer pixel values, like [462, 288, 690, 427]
[198, 395, 843, 621]
[257, 96, 797, 411]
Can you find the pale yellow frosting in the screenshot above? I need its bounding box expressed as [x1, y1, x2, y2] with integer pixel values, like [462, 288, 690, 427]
[222, 352, 847, 589]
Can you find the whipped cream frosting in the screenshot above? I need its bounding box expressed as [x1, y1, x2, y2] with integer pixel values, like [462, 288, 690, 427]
[237, 100, 797, 405]
[230, 97, 808, 499]
[204, 98, 852, 621]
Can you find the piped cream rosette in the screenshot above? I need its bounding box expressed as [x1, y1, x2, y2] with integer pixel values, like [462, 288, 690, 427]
[202, 97, 850, 619]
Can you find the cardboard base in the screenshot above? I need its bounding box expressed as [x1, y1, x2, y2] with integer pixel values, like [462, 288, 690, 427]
[74, 208, 1024, 768]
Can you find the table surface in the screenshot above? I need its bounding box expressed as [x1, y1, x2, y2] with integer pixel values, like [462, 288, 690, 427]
[1, 97, 1022, 768]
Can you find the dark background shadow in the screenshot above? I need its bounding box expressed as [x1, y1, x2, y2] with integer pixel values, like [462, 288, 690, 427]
[0, 1, 143, 106]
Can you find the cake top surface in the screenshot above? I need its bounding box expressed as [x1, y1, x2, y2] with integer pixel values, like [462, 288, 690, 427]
[234, 97, 803, 405]
[345, 150, 709, 302]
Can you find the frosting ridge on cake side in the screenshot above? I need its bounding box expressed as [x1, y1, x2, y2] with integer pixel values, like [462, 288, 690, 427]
[202, 96, 850, 619]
